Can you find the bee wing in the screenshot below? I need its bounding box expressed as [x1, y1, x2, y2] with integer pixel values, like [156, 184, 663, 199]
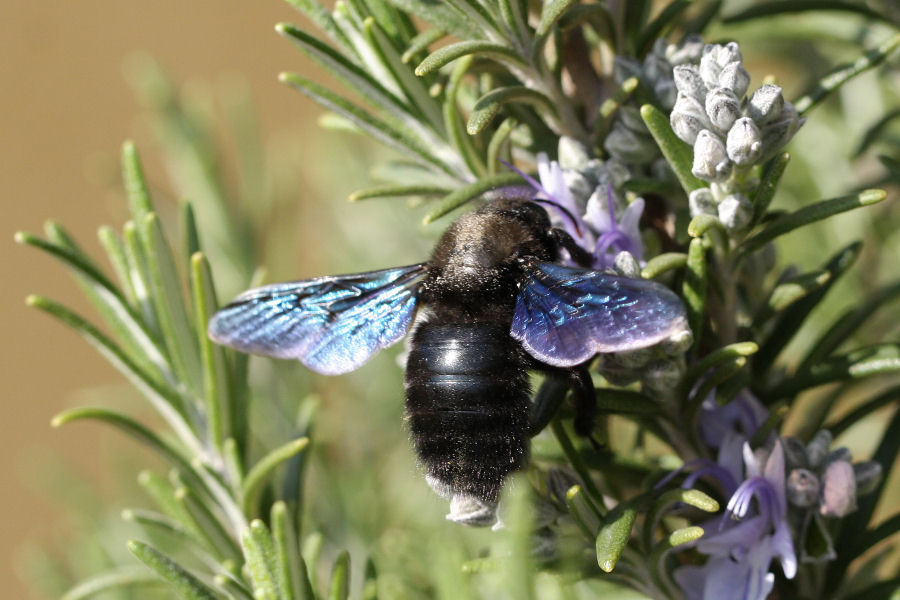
[512, 262, 688, 367]
[209, 264, 427, 375]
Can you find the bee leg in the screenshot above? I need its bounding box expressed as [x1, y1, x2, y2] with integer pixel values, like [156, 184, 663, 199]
[549, 228, 595, 268]
[529, 362, 598, 440]
[567, 365, 597, 439]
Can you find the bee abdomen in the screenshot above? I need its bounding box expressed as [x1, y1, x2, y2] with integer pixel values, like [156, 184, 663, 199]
[405, 323, 530, 503]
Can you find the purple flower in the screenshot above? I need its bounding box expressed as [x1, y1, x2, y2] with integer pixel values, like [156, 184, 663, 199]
[504, 154, 645, 269]
[674, 436, 797, 600]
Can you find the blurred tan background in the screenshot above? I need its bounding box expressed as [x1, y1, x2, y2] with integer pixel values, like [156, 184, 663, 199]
[2, 2, 322, 596]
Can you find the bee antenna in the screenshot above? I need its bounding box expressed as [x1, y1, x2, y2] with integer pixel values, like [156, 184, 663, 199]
[531, 198, 582, 237]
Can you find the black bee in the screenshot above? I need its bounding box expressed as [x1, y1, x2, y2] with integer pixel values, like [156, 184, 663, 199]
[209, 198, 686, 525]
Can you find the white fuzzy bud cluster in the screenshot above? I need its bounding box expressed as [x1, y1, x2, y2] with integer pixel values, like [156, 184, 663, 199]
[670, 42, 804, 186]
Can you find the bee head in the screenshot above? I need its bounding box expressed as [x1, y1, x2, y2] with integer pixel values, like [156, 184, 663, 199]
[425, 199, 556, 302]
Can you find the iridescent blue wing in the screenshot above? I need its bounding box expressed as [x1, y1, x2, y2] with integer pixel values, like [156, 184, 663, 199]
[209, 264, 427, 375]
[512, 262, 688, 367]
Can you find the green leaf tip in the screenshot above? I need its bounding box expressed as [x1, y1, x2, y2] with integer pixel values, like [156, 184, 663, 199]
[681, 489, 720, 513]
[596, 505, 637, 572]
[669, 525, 704, 546]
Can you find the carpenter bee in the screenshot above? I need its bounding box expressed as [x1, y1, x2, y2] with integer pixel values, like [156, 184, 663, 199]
[209, 198, 687, 525]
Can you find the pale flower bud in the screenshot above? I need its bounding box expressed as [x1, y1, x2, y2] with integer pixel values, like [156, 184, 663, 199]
[605, 121, 657, 164]
[558, 136, 590, 170]
[821, 460, 857, 518]
[718, 61, 750, 98]
[761, 101, 803, 158]
[718, 193, 753, 231]
[643, 53, 670, 84]
[673, 65, 706, 101]
[806, 430, 833, 469]
[854, 461, 882, 495]
[727, 118, 763, 165]
[666, 34, 704, 65]
[613, 56, 643, 85]
[613, 250, 641, 278]
[562, 169, 593, 205]
[699, 43, 742, 88]
[618, 105, 649, 133]
[655, 79, 677, 110]
[671, 93, 710, 145]
[689, 187, 718, 217]
[641, 358, 684, 395]
[748, 84, 785, 124]
[661, 329, 694, 355]
[787, 468, 820, 508]
[692, 130, 730, 181]
[706, 87, 741, 132]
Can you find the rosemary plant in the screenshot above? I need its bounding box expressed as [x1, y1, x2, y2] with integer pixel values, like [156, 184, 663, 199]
[19, 1, 900, 599]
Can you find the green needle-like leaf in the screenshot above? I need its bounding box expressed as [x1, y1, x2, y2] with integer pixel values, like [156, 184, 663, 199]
[128, 540, 219, 600]
[16, 230, 171, 384]
[641, 252, 687, 279]
[642, 489, 718, 551]
[595, 389, 661, 416]
[138, 470, 182, 522]
[754, 242, 862, 378]
[640, 104, 705, 194]
[401, 27, 446, 63]
[242, 520, 281, 600]
[855, 108, 900, 157]
[794, 33, 900, 115]
[141, 212, 203, 398]
[756, 270, 831, 323]
[486, 117, 517, 173]
[722, 2, 895, 26]
[363, 17, 445, 132]
[826, 384, 900, 438]
[328, 551, 351, 600]
[739, 189, 885, 258]
[687, 214, 726, 238]
[751, 153, 790, 226]
[242, 438, 311, 513]
[61, 566, 162, 600]
[443, 55, 486, 177]
[52, 407, 199, 488]
[467, 86, 554, 135]
[649, 527, 705, 599]
[284, 0, 357, 55]
[280, 71, 458, 177]
[121, 141, 154, 221]
[687, 356, 748, 422]
[682, 238, 707, 350]
[769, 344, 900, 399]
[636, 0, 693, 56]
[349, 183, 451, 201]
[385, 0, 479, 38]
[122, 508, 193, 541]
[277, 23, 411, 120]
[415, 40, 526, 76]
[800, 280, 900, 372]
[29, 295, 201, 454]
[551, 420, 606, 510]
[566, 485, 602, 539]
[271, 502, 313, 600]
[191, 252, 232, 452]
[596, 503, 637, 572]
[535, 0, 578, 39]
[681, 342, 759, 395]
[422, 172, 522, 224]
[174, 486, 242, 562]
